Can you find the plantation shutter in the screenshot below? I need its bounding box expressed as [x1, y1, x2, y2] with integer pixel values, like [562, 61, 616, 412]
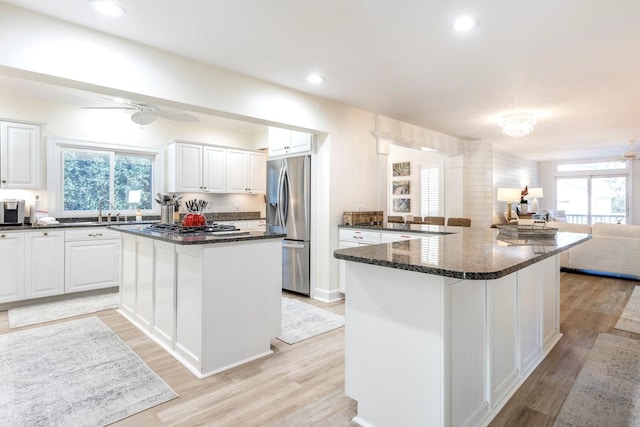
[419, 165, 441, 217]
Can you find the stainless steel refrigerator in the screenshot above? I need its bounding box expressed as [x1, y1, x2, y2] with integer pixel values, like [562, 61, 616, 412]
[266, 155, 311, 295]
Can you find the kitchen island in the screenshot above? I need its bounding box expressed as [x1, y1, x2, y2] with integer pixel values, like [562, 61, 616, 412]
[110, 224, 285, 378]
[334, 227, 590, 427]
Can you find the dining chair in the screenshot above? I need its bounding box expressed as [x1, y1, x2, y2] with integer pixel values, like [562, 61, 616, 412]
[422, 216, 445, 225]
[446, 217, 471, 227]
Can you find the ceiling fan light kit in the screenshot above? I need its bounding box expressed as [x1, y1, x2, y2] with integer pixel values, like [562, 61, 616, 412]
[499, 112, 537, 138]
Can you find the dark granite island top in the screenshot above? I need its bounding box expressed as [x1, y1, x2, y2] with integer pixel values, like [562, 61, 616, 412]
[338, 222, 454, 235]
[108, 223, 285, 244]
[334, 227, 591, 280]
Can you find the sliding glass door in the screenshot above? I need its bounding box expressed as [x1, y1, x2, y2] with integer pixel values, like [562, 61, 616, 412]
[556, 175, 628, 224]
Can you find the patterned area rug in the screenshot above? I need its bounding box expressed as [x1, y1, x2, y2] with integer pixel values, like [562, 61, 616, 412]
[8, 292, 119, 328]
[0, 317, 177, 426]
[278, 297, 345, 344]
[554, 333, 640, 426]
[615, 286, 640, 334]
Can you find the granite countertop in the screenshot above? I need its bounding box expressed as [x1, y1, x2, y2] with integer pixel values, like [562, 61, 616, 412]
[0, 211, 265, 231]
[107, 224, 285, 245]
[334, 227, 591, 280]
[339, 222, 455, 235]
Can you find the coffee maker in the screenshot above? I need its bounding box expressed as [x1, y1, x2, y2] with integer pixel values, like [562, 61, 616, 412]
[0, 199, 25, 224]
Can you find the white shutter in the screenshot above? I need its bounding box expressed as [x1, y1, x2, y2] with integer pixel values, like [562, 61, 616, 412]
[419, 164, 442, 217]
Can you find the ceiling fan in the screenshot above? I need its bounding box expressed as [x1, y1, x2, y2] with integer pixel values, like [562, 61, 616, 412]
[83, 99, 200, 125]
[612, 140, 640, 162]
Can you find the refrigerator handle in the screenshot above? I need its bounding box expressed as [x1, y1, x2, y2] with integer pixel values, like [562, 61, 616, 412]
[276, 165, 285, 226]
[280, 165, 289, 226]
[282, 242, 305, 249]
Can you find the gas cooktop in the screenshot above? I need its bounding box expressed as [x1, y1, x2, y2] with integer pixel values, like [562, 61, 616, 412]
[148, 223, 240, 234]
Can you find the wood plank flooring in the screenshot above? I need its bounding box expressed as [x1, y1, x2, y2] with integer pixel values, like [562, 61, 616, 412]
[0, 273, 638, 426]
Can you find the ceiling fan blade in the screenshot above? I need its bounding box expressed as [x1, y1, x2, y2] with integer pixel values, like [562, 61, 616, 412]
[153, 109, 200, 122]
[82, 106, 138, 110]
[131, 111, 157, 125]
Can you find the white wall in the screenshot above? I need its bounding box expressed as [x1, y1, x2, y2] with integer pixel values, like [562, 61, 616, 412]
[491, 149, 540, 224]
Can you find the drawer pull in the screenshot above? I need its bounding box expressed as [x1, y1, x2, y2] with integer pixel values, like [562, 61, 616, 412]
[88, 233, 103, 237]
[0, 234, 4, 238]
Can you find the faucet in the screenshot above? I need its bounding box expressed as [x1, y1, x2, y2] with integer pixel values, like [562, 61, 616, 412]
[98, 199, 114, 223]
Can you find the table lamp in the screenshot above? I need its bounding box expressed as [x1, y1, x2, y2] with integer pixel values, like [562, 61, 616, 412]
[528, 187, 543, 213]
[497, 188, 521, 221]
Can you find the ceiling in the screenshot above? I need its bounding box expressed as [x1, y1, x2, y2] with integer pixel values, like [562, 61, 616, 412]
[2, 0, 640, 161]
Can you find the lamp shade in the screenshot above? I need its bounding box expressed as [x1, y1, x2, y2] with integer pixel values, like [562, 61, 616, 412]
[497, 188, 521, 202]
[528, 187, 543, 199]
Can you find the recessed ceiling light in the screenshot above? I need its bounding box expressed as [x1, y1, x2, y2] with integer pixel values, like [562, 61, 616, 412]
[306, 74, 325, 84]
[90, 0, 126, 17]
[453, 15, 477, 32]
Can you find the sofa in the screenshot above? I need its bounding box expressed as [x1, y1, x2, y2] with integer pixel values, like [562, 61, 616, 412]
[546, 221, 640, 280]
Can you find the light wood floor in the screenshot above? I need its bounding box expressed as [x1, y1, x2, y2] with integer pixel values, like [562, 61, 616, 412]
[1, 273, 638, 426]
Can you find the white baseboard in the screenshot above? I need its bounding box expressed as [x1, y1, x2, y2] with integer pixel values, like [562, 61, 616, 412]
[313, 287, 344, 303]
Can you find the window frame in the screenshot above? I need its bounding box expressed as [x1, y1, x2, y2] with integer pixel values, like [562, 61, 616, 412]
[418, 162, 444, 217]
[47, 137, 163, 218]
[553, 159, 631, 224]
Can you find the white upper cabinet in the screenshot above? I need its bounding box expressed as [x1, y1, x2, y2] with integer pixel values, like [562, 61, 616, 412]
[247, 151, 266, 194]
[226, 149, 266, 194]
[169, 141, 265, 194]
[268, 127, 313, 158]
[202, 146, 226, 192]
[0, 121, 42, 189]
[168, 142, 225, 193]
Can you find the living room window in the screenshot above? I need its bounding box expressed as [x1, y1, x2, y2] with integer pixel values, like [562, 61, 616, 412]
[555, 161, 629, 224]
[48, 138, 163, 217]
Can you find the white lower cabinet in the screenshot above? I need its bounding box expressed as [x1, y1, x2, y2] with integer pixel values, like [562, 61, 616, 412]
[246, 219, 266, 231]
[338, 229, 382, 292]
[488, 275, 519, 409]
[518, 263, 543, 373]
[338, 228, 421, 292]
[135, 237, 154, 329]
[64, 227, 120, 293]
[344, 254, 563, 427]
[153, 240, 176, 347]
[25, 230, 65, 299]
[120, 233, 137, 315]
[118, 234, 282, 378]
[0, 231, 24, 303]
[0, 226, 119, 305]
[450, 279, 489, 427]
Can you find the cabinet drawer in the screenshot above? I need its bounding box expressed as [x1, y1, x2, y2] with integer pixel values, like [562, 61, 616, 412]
[380, 232, 419, 243]
[65, 227, 120, 241]
[339, 229, 381, 244]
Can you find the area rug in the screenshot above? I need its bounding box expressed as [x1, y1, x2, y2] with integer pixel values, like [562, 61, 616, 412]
[8, 292, 119, 328]
[554, 333, 640, 426]
[615, 286, 640, 334]
[0, 316, 177, 426]
[278, 297, 345, 344]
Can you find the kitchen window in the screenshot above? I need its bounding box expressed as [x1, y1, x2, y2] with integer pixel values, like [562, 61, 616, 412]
[48, 138, 163, 217]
